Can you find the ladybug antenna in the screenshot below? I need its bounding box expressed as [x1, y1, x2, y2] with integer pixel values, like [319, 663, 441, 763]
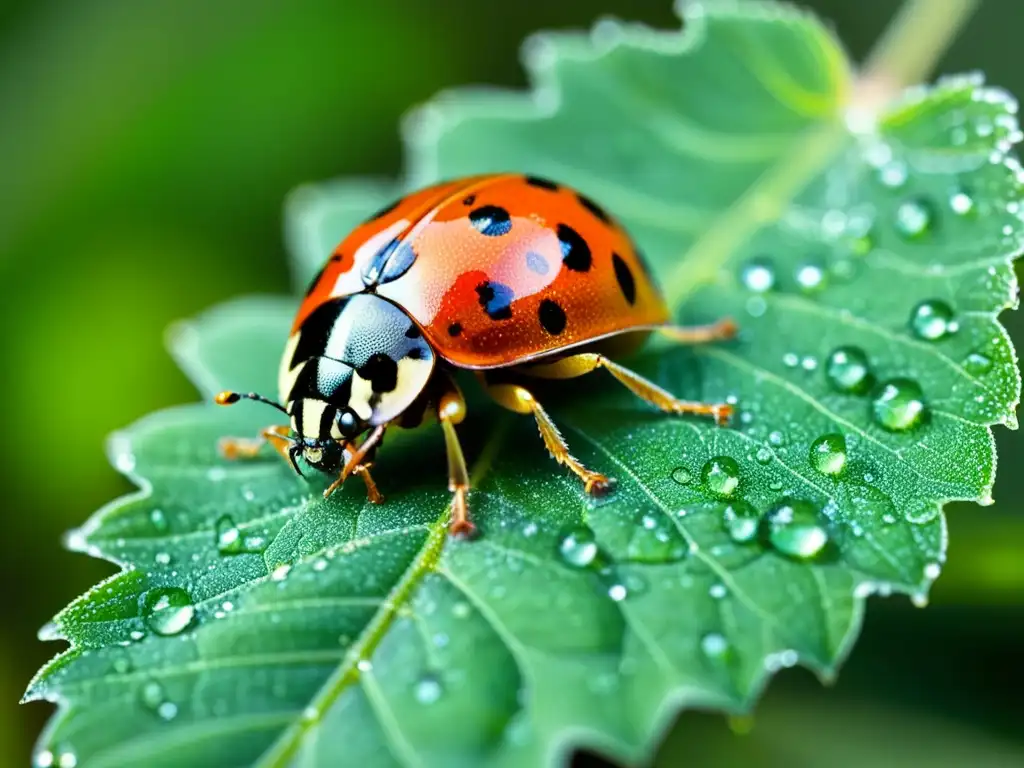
[215, 390, 288, 415]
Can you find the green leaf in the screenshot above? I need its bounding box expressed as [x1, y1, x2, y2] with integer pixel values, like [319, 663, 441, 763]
[26, 2, 1022, 767]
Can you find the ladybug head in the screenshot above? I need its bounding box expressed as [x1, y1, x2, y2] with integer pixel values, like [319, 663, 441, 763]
[213, 390, 367, 477]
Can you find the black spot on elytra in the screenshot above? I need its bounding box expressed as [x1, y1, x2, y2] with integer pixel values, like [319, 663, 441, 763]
[406, 347, 425, 361]
[612, 252, 636, 305]
[538, 299, 567, 335]
[476, 281, 514, 320]
[462, 194, 476, 206]
[469, 205, 512, 237]
[557, 223, 591, 271]
[578, 193, 610, 223]
[524, 175, 559, 191]
[405, 324, 422, 339]
[329, 252, 343, 262]
[358, 353, 399, 393]
[448, 322, 463, 337]
[525, 250, 549, 275]
[364, 198, 400, 223]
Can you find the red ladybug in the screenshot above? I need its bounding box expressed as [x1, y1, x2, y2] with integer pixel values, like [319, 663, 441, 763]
[217, 174, 736, 536]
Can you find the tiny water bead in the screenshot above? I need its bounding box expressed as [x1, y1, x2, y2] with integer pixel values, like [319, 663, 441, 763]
[872, 379, 927, 431]
[721, 501, 760, 543]
[894, 198, 936, 239]
[809, 434, 847, 476]
[141, 587, 196, 636]
[964, 352, 993, 375]
[701, 456, 741, 497]
[671, 466, 692, 485]
[558, 526, 599, 569]
[909, 300, 957, 340]
[949, 188, 975, 215]
[216, 516, 242, 554]
[825, 346, 873, 394]
[740, 257, 776, 292]
[877, 160, 908, 188]
[763, 499, 829, 559]
[795, 261, 827, 293]
[700, 632, 730, 660]
[414, 674, 444, 705]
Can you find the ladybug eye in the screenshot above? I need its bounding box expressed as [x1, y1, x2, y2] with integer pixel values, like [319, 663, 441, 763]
[338, 410, 359, 436]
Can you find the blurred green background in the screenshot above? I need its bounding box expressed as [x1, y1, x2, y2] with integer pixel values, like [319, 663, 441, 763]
[2, 1, 1022, 765]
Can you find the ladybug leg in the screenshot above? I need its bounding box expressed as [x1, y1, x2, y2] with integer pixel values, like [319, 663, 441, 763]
[437, 379, 475, 538]
[219, 425, 293, 462]
[656, 317, 737, 344]
[521, 354, 733, 426]
[483, 381, 613, 496]
[324, 425, 386, 498]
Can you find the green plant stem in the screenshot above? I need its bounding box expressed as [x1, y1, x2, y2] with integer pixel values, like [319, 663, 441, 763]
[856, 0, 979, 107]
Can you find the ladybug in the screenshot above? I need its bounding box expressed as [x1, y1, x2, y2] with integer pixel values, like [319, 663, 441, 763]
[216, 174, 736, 536]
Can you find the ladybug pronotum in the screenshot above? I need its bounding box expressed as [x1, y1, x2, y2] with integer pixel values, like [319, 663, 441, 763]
[216, 174, 736, 537]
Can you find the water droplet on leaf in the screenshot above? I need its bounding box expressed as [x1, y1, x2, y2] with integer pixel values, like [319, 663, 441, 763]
[141, 587, 195, 636]
[964, 352, 992, 375]
[795, 261, 827, 293]
[809, 434, 847, 475]
[701, 456, 740, 497]
[722, 501, 760, 543]
[949, 188, 975, 215]
[558, 526, 599, 569]
[627, 514, 686, 563]
[909, 300, 957, 340]
[894, 198, 935, 239]
[671, 466, 692, 485]
[826, 346, 873, 394]
[872, 378, 927, 431]
[877, 160, 908, 188]
[414, 674, 444, 704]
[764, 499, 829, 559]
[740, 257, 775, 292]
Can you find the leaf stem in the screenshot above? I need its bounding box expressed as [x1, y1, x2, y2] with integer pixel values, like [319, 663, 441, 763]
[853, 0, 979, 112]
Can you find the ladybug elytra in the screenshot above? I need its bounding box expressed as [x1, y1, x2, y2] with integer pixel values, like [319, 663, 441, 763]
[216, 174, 736, 536]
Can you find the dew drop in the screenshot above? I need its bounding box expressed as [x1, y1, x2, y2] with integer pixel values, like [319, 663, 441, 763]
[149, 509, 169, 534]
[782, 352, 799, 368]
[141, 587, 195, 636]
[700, 632, 730, 658]
[740, 257, 775, 292]
[34, 751, 54, 768]
[558, 526, 599, 569]
[878, 161, 908, 188]
[141, 680, 165, 710]
[795, 261, 827, 293]
[414, 673, 444, 704]
[764, 499, 829, 559]
[215, 516, 242, 554]
[271, 564, 292, 581]
[154, 552, 171, 566]
[608, 583, 628, 602]
[709, 583, 727, 599]
[755, 447, 773, 465]
[964, 352, 992, 375]
[909, 300, 957, 340]
[872, 378, 927, 431]
[57, 752, 77, 768]
[894, 198, 935, 239]
[949, 188, 975, 215]
[768, 431, 784, 446]
[356, 659, 373, 673]
[158, 701, 179, 721]
[809, 434, 847, 476]
[701, 456, 740, 497]
[671, 466, 692, 485]
[825, 346, 873, 394]
[722, 500, 760, 543]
